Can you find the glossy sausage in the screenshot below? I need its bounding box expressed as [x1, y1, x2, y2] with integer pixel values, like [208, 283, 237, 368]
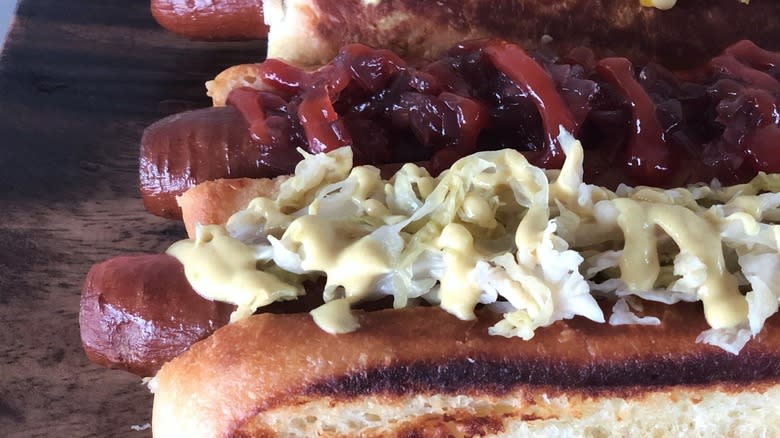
[150, 0, 267, 41]
[79, 254, 233, 377]
[80, 254, 327, 376]
[140, 106, 296, 219]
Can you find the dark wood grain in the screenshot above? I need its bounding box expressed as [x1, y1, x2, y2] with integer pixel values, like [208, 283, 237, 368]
[0, 1, 265, 436]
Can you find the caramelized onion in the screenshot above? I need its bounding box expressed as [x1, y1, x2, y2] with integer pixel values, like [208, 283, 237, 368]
[224, 40, 780, 188]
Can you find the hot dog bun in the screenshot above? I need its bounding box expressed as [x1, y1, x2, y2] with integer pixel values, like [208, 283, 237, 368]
[265, 0, 780, 68]
[177, 177, 284, 238]
[148, 0, 780, 68]
[152, 305, 780, 437]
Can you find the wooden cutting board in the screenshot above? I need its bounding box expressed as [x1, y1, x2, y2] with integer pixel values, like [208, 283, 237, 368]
[0, 1, 265, 436]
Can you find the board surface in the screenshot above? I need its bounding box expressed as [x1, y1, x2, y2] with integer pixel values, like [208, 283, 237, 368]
[0, 1, 265, 436]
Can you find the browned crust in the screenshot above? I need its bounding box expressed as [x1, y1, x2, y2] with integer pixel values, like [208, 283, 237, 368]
[153, 303, 780, 435]
[305, 355, 780, 401]
[178, 177, 284, 238]
[280, 0, 780, 68]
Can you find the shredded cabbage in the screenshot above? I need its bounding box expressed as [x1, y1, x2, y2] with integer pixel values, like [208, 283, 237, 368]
[609, 298, 661, 326]
[167, 130, 780, 354]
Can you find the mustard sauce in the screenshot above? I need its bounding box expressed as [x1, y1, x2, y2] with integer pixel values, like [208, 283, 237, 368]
[166, 225, 301, 321]
[612, 200, 747, 328]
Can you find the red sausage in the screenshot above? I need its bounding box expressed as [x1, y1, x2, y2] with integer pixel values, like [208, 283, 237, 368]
[140, 106, 295, 219]
[150, 0, 268, 41]
[79, 254, 233, 377]
[80, 254, 328, 376]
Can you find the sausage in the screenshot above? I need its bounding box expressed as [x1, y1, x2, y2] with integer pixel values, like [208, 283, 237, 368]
[140, 106, 296, 219]
[79, 254, 233, 377]
[80, 254, 329, 376]
[150, 0, 267, 41]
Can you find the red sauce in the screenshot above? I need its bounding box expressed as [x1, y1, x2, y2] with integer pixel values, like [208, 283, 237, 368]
[226, 39, 780, 188]
[226, 87, 271, 143]
[482, 40, 577, 168]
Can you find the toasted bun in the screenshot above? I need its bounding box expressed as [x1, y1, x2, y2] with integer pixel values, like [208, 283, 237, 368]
[178, 177, 284, 238]
[206, 63, 268, 108]
[152, 304, 780, 437]
[264, 0, 780, 69]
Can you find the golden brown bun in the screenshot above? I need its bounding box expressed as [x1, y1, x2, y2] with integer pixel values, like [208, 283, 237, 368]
[178, 176, 284, 238]
[206, 63, 269, 108]
[178, 169, 402, 236]
[264, 0, 780, 69]
[152, 304, 780, 437]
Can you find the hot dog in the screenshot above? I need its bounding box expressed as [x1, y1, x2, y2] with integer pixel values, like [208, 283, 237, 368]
[153, 305, 780, 437]
[143, 134, 780, 436]
[93, 133, 780, 435]
[80, 250, 329, 376]
[80, 254, 233, 377]
[109, 39, 780, 381]
[86, 3, 780, 433]
[140, 39, 780, 219]
[148, 0, 780, 69]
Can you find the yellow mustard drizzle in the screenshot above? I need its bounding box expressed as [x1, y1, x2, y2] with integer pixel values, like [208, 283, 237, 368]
[437, 223, 483, 320]
[548, 131, 584, 204]
[459, 150, 550, 253]
[282, 215, 391, 301]
[612, 200, 747, 328]
[310, 298, 360, 334]
[166, 225, 301, 321]
[460, 194, 497, 229]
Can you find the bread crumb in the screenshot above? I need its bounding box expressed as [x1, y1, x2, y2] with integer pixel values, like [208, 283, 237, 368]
[130, 423, 151, 431]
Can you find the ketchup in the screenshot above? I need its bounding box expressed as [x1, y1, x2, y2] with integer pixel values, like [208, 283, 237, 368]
[595, 58, 674, 187]
[226, 40, 780, 188]
[483, 40, 577, 169]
